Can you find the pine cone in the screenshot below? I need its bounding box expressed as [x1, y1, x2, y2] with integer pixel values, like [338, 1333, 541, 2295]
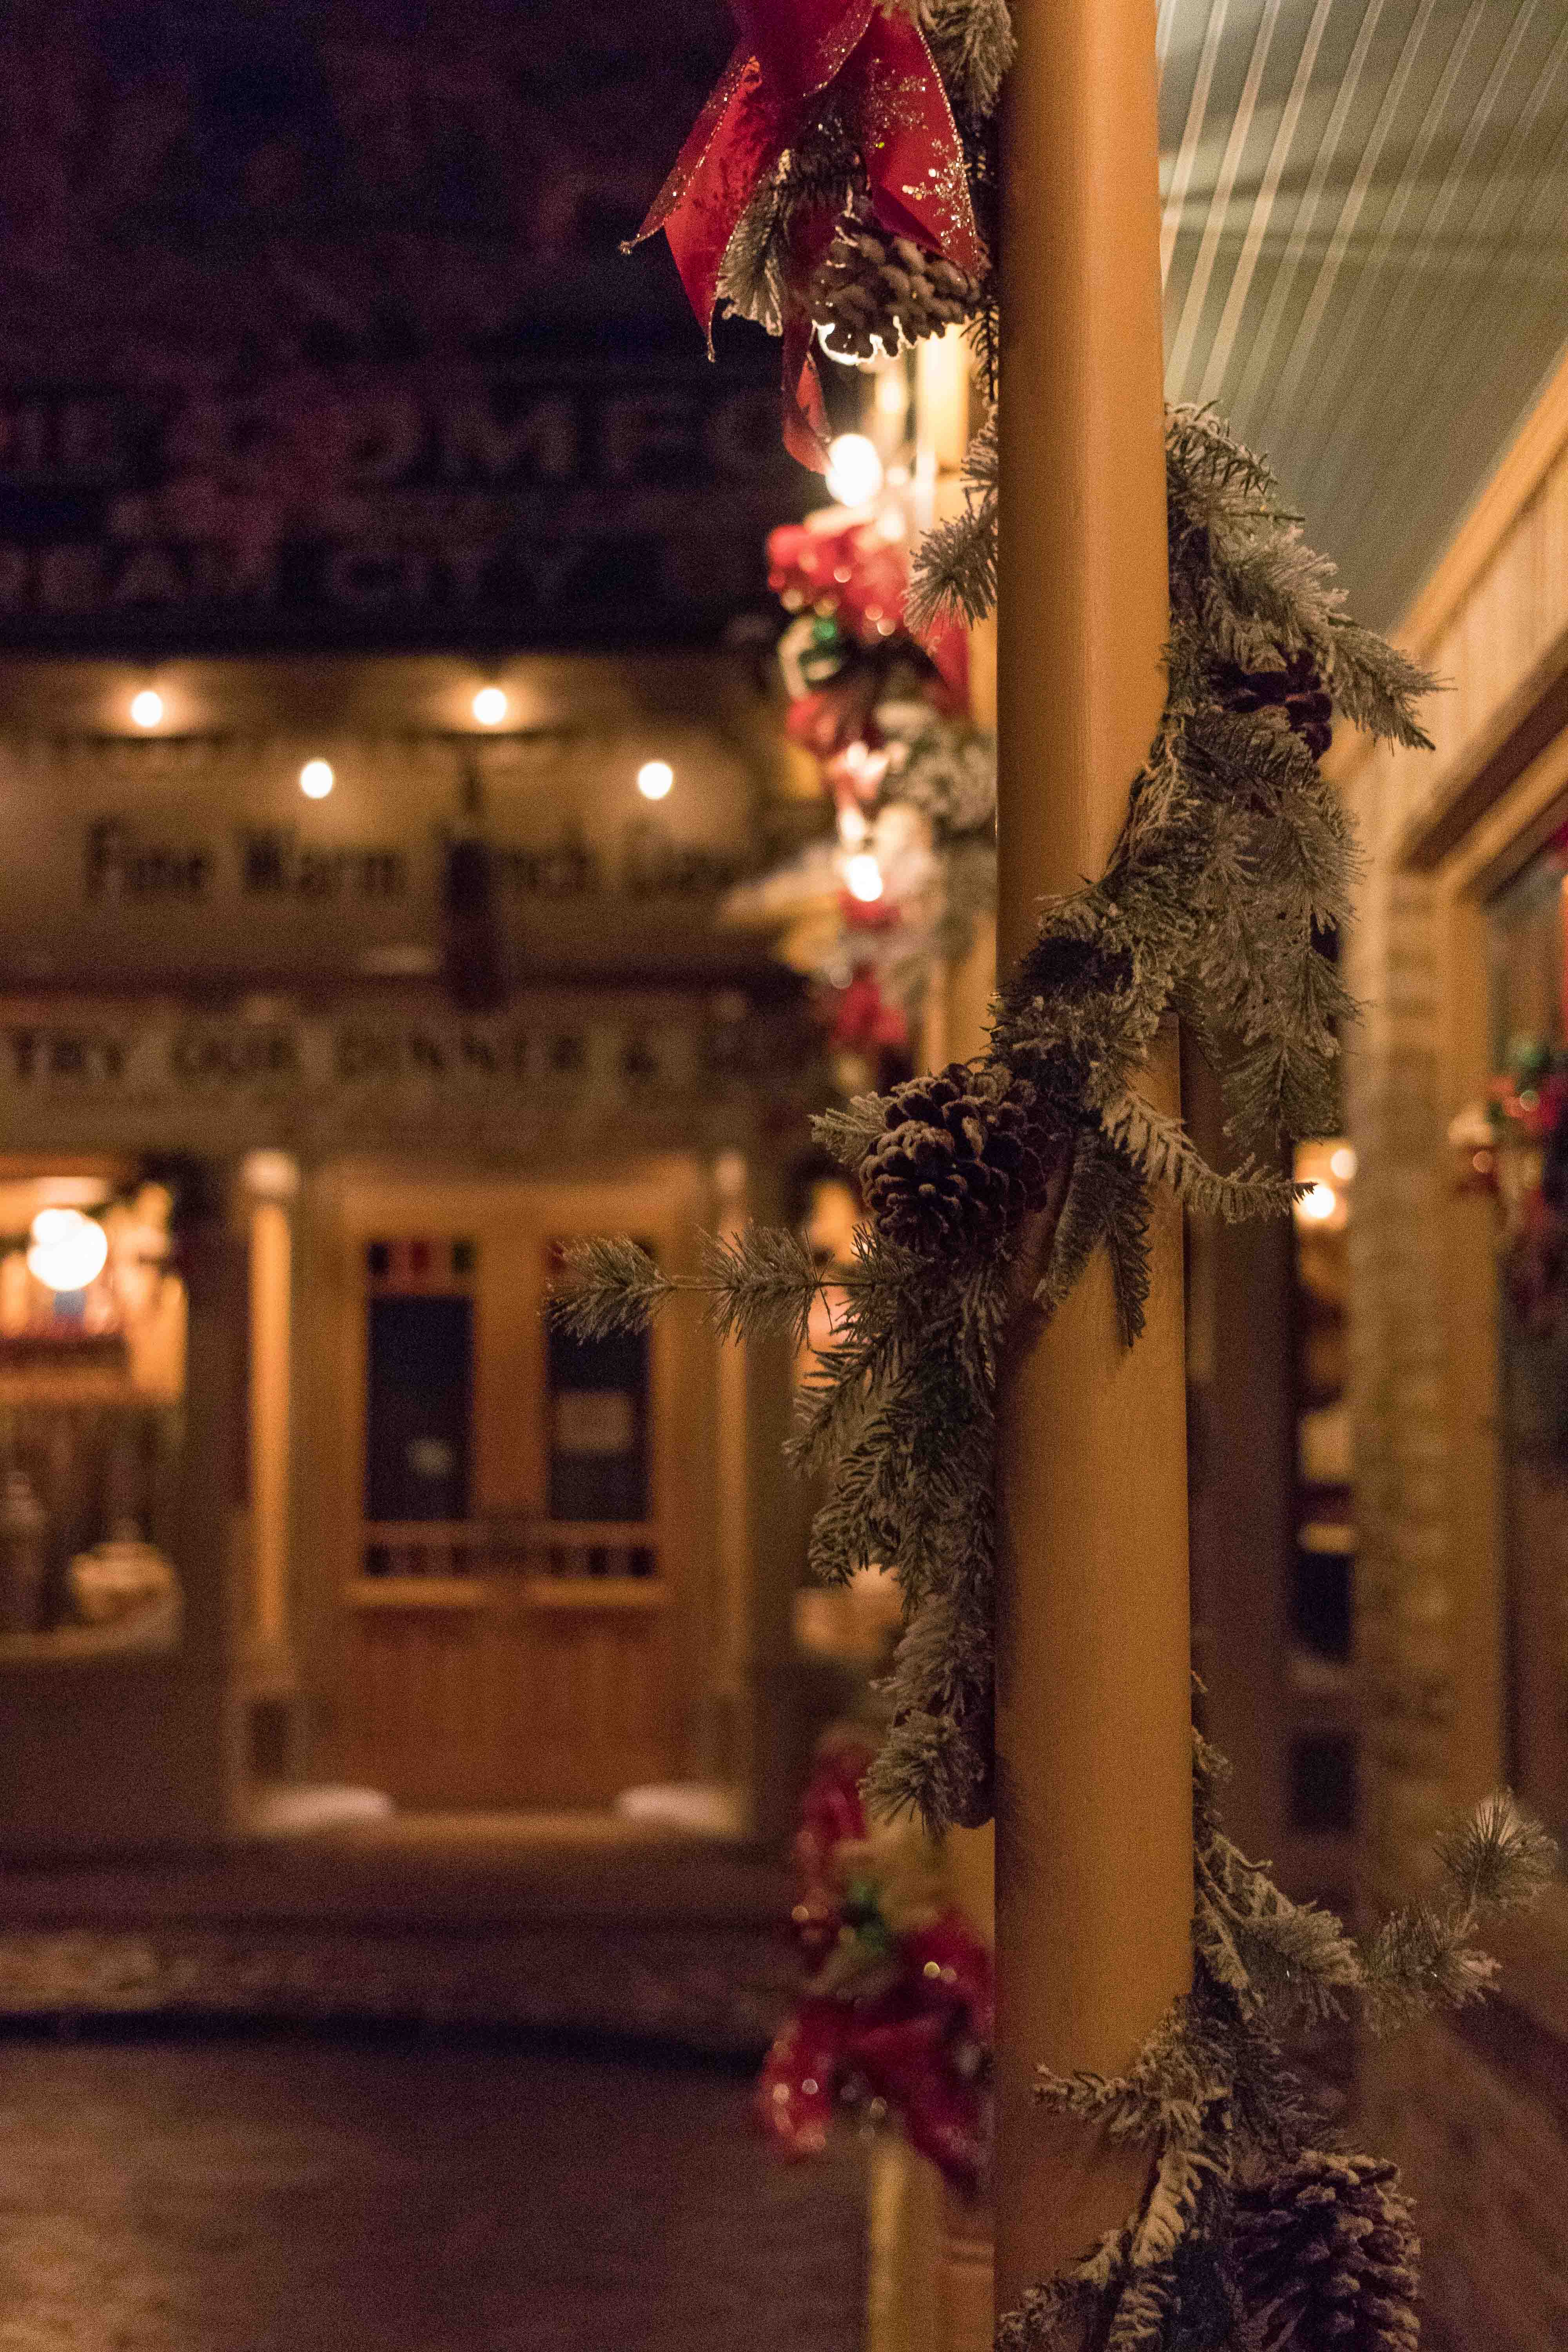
[1215, 648, 1334, 759]
[812, 199, 979, 362]
[861, 1059, 1054, 1251]
[1234, 2151, 1420, 2352]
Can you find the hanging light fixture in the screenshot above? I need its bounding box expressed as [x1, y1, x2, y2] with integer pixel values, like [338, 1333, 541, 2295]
[130, 688, 164, 729]
[441, 759, 512, 1013]
[472, 686, 509, 727]
[26, 1207, 109, 1293]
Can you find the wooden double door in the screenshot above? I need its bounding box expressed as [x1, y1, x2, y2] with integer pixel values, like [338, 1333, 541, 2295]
[318, 1167, 702, 1810]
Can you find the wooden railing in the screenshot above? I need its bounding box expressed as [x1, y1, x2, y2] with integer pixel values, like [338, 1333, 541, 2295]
[353, 1518, 662, 1604]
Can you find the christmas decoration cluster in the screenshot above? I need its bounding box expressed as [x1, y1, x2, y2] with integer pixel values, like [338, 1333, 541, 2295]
[742, 497, 995, 1089]
[756, 1731, 992, 2189]
[565, 5, 1560, 2345]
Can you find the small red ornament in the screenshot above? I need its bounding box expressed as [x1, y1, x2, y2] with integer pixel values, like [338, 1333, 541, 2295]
[830, 967, 908, 1053]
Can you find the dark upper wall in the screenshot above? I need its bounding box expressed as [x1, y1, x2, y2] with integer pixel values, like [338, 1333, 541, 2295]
[0, 0, 807, 656]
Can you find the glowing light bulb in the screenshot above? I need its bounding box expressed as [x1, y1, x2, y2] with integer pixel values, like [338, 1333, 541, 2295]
[844, 852, 884, 904]
[637, 760, 674, 801]
[299, 759, 334, 800]
[837, 804, 868, 848]
[825, 433, 884, 508]
[472, 686, 508, 726]
[1296, 1181, 1336, 1224]
[131, 689, 164, 729]
[27, 1208, 109, 1294]
[1328, 1144, 1357, 1183]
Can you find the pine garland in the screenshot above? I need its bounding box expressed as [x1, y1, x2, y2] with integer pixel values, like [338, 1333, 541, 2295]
[560, 401, 1433, 1833]
[588, 6, 1559, 2343]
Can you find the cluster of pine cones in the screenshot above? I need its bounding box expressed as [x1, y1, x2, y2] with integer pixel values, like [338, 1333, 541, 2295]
[812, 198, 979, 361]
[1234, 2151, 1420, 2351]
[1214, 648, 1334, 759]
[860, 1057, 1057, 1251]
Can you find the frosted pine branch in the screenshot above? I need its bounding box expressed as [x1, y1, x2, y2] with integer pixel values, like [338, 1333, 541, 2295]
[550, 1238, 674, 1336]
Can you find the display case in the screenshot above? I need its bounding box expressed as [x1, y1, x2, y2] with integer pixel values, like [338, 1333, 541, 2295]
[0, 1162, 184, 1661]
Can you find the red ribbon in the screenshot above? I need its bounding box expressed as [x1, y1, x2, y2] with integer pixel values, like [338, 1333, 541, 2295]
[632, 1, 983, 466]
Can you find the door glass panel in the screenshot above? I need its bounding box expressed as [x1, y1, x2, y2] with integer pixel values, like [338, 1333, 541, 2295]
[364, 1293, 473, 1523]
[546, 1247, 650, 1523]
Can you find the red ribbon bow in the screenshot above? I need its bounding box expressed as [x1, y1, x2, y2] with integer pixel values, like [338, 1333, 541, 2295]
[632, 1, 984, 466]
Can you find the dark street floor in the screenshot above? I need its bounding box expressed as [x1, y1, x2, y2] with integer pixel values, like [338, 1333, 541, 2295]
[0, 2029, 867, 2352]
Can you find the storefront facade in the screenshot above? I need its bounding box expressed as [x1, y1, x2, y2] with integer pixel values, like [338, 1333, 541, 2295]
[0, 653, 819, 1851]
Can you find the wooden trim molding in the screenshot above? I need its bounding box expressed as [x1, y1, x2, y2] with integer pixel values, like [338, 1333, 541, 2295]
[1398, 619, 1568, 875]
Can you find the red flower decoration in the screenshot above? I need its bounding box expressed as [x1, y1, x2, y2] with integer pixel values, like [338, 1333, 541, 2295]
[769, 511, 969, 699]
[630, 0, 984, 466]
[755, 1908, 993, 2187]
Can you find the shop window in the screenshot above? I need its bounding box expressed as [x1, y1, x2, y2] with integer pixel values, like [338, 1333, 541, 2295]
[1484, 842, 1568, 1846]
[1290, 1732, 1358, 1833]
[0, 1167, 184, 1648]
[1292, 1530, 1354, 1661]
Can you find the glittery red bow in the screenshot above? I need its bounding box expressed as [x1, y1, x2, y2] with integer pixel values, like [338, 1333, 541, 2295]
[631, 0, 984, 466]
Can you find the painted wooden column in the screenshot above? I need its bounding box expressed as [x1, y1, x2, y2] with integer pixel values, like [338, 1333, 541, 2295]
[992, 0, 1193, 2314]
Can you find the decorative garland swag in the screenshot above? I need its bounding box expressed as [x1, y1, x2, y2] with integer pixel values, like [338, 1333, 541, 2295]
[562, 6, 1560, 2346]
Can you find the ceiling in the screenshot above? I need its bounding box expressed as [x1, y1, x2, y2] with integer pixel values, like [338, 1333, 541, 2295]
[1158, 0, 1568, 626]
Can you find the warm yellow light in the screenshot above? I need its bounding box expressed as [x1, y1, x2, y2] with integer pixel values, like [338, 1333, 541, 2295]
[472, 686, 509, 726]
[1296, 1181, 1336, 1224]
[1328, 1144, 1357, 1183]
[637, 760, 674, 801]
[825, 433, 884, 507]
[845, 852, 884, 904]
[130, 688, 164, 729]
[27, 1207, 109, 1293]
[299, 759, 334, 799]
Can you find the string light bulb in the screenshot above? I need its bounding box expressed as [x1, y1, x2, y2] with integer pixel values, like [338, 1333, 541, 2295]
[472, 686, 508, 726]
[844, 852, 884, 904]
[637, 760, 674, 801]
[299, 759, 334, 800]
[130, 689, 164, 729]
[1296, 1181, 1336, 1224]
[825, 433, 884, 508]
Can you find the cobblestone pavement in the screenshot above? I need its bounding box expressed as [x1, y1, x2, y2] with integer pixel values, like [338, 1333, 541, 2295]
[0, 2029, 867, 2352]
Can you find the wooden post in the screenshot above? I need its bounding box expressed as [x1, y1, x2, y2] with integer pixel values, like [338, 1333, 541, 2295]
[992, 0, 1193, 2315]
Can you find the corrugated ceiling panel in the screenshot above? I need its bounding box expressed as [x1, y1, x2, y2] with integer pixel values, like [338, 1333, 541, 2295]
[1161, 0, 1568, 623]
